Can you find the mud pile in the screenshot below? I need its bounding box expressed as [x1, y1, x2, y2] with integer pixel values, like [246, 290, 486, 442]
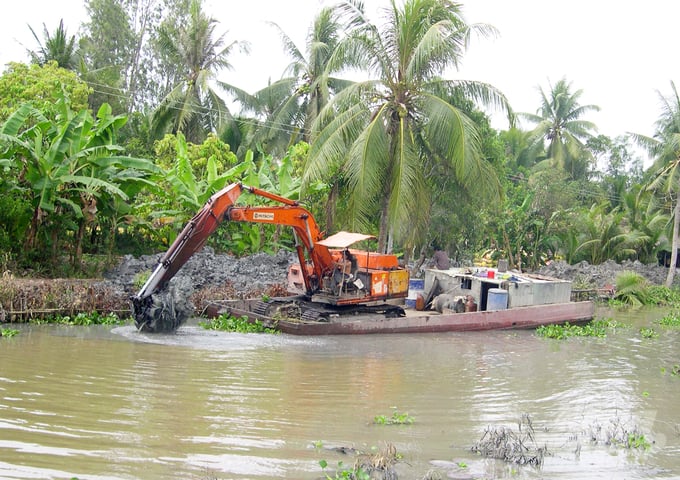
[104, 247, 296, 297]
[105, 247, 293, 317]
[101, 247, 297, 329]
[535, 259, 678, 288]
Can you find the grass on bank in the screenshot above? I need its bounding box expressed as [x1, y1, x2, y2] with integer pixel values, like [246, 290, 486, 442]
[1, 312, 127, 338]
[538, 273, 680, 340]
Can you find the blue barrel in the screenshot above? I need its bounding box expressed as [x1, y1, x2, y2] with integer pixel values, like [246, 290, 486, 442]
[409, 279, 425, 291]
[487, 288, 508, 311]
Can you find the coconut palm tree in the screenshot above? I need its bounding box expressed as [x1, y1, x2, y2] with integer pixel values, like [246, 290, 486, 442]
[621, 186, 669, 264]
[248, 7, 353, 153]
[522, 78, 599, 180]
[305, 0, 511, 251]
[635, 81, 680, 286]
[27, 19, 80, 70]
[151, 0, 250, 144]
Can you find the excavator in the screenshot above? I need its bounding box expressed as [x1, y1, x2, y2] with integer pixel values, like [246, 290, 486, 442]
[131, 183, 410, 332]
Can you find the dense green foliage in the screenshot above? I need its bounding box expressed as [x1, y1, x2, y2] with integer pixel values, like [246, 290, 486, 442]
[1, 0, 679, 277]
[33, 312, 126, 326]
[199, 313, 278, 333]
[0, 62, 91, 121]
[307, 0, 509, 251]
[535, 319, 625, 339]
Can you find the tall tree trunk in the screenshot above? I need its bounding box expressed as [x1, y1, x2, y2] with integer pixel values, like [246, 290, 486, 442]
[665, 189, 680, 287]
[501, 224, 515, 269]
[378, 199, 389, 253]
[410, 244, 427, 277]
[325, 182, 338, 234]
[24, 207, 41, 251]
[126, 0, 157, 113]
[74, 219, 86, 268]
[386, 229, 394, 254]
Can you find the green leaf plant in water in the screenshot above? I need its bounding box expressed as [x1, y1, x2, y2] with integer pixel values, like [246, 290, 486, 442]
[535, 318, 625, 339]
[199, 313, 277, 333]
[1, 328, 19, 337]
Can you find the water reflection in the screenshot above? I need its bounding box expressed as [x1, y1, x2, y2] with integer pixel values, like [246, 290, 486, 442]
[0, 309, 679, 479]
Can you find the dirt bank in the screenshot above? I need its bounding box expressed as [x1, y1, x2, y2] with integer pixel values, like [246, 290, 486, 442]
[106, 250, 676, 308]
[104, 247, 296, 296]
[103, 247, 296, 317]
[0, 248, 295, 322]
[535, 259, 678, 289]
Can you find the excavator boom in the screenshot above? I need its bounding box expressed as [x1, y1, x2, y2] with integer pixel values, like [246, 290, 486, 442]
[134, 183, 243, 303]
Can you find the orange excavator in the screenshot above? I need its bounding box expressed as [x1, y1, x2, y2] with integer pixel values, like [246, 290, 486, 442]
[131, 183, 410, 332]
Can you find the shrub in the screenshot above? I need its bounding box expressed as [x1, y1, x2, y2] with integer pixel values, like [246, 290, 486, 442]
[614, 271, 650, 306]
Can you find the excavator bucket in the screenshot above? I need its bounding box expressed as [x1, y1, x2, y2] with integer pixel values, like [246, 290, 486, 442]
[132, 280, 194, 333]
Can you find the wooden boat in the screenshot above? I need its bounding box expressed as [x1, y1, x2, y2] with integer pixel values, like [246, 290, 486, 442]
[202, 268, 595, 335]
[203, 298, 595, 335]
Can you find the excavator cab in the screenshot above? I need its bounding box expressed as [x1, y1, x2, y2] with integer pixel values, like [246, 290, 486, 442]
[287, 231, 409, 306]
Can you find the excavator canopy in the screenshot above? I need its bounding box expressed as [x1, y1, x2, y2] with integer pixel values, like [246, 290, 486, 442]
[317, 231, 376, 248]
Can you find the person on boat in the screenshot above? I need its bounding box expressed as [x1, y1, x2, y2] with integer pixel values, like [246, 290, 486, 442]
[465, 295, 477, 312]
[430, 244, 451, 270]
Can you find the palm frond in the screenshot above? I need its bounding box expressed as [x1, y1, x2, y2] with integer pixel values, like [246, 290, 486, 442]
[614, 270, 650, 306]
[386, 112, 426, 233]
[306, 101, 369, 185]
[267, 21, 306, 70]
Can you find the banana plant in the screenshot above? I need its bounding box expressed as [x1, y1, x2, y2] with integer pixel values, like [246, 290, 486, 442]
[150, 133, 247, 218]
[228, 147, 302, 255]
[1, 99, 159, 267]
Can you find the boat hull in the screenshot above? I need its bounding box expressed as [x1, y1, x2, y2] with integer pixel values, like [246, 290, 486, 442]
[204, 300, 595, 335]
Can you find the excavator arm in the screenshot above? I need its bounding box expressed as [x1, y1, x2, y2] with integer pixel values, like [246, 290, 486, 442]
[227, 205, 334, 292]
[131, 182, 330, 332]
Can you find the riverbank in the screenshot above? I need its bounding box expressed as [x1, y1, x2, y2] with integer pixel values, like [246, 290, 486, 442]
[1, 249, 677, 322]
[536, 259, 680, 289]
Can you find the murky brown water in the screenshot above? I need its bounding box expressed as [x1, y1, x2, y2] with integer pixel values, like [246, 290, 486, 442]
[1, 307, 679, 479]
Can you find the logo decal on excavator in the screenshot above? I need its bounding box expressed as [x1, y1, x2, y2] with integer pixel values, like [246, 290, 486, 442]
[253, 212, 275, 221]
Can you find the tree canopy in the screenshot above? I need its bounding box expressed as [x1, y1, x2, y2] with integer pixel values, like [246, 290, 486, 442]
[0, 0, 672, 277]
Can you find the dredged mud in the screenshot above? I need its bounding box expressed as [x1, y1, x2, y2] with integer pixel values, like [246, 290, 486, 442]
[103, 247, 297, 325]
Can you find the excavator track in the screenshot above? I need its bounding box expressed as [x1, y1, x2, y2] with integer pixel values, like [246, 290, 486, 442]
[253, 296, 405, 323]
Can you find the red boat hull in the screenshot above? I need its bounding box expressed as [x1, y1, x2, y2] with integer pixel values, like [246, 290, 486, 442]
[205, 300, 595, 335]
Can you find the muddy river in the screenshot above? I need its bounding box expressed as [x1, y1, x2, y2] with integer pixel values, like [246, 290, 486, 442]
[1, 307, 679, 479]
